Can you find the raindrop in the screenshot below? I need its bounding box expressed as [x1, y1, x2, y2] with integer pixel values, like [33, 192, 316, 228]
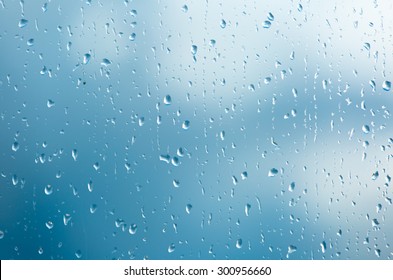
[191, 45, 198, 55]
[47, 99, 55, 108]
[236, 239, 243, 249]
[12, 142, 19, 152]
[186, 204, 192, 214]
[181, 5, 188, 13]
[297, 4, 303, 12]
[71, 149, 78, 161]
[90, 204, 97, 214]
[372, 171, 379, 180]
[320, 241, 327, 253]
[129, 33, 136, 41]
[382, 81, 391, 91]
[101, 58, 111, 66]
[267, 12, 274, 21]
[45, 221, 54, 229]
[63, 214, 72, 226]
[0, 230, 4, 239]
[129, 224, 137, 235]
[168, 243, 176, 253]
[82, 53, 91, 65]
[163, 95, 172, 105]
[220, 19, 226, 28]
[27, 38, 34, 46]
[173, 179, 180, 188]
[362, 125, 370, 134]
[182, 120, 190, 130]
[268, 168, 278, 177]
[245, 204, 251, 216]
[287, 245, 297, 255]
[264, 77, 271, 84]
[288, 182, 295, 192]
[87, 180, 93, 192]
[262, 20, 271, 28]
[18, 19, 28, 28]
[44, 184, 53, 195]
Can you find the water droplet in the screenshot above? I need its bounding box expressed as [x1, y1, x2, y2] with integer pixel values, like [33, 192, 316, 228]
[290, 51, 295, 60]
[45, 221, 54, 229]
[87, 180, 93, 192]
[168, 243, 176, 253]
[163, 94, 172, 105]
[90, 204, 97, 214]
[186, 204, 192, 214]
[372, 171, 379, 180]
[71, 149, 78, 161]
[236, 239, 243, 249]
[375, 249, 381, 257]
[182, 120, 190, 130]
[18, 19, 28, 28]
[101, 58, 111, 66]
[267, 12, 274, 21]
[12, 174, 18, 186]
[129, 33, 136, 41]
[268, 168, 278, 177]
[38, 247, 44, 255]
[0, 230, 4, 239]
[382, 81, 391, 91]
[245, 204, 251, 216]
[264, 77, 271, 84]
[220, 19, 226, 28]
[262, 20, 271, 28]
[191, 45, 198, 55]
[12, 142, 19, 152]
[287, 245, 297, 254]
[364, 42, 370, 51]
[320, 241, 327, 253]
[173, 179, 180, 188]
[129, 224, 137, 235]
[322, 80, 328, 90]
[209, 39, 216, 47]
[181, 5, 188, 12]
[27, 38, 34, 46]
[82, 53, 91, 65]
[93, 162, 100, 170]
[47, 99, 55, 108]
[297, 3, 303, 12]
[75, 250, 82, 259]
[288, 182, 295, 192]
[362, 125, 370, 134]
[63, 214, 72, 226]
[44, 184, 53, 195]
[241, 171, 248, 180]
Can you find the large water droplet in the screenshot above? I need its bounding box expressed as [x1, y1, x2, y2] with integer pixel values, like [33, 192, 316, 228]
[63, 214, 72, 226]
[182, 120, 190, 130]
[47, 99, 55, 108]
[320, 241, 327, 253]
[191, 45, 198, 55]
[101, 58, 111, 66]
[163, 94, 172, 105]
[129, 33, 136, 41]
[288, 182, 295, 192]
[362, 125, 370, 134]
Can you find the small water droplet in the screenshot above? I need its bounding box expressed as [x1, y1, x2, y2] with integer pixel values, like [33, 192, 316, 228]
[44, 184, 53, 195]
[241, 171, 248, 180]
[27, 38, 34, 46]
[268, 168, 278, 177]
[71, 149, 78, 161]
[18, 19, 28, 28]
[236, 238, 243, 249]
[12, 142, 19, 152]
[75, 250, 82, 259]
[90, 204, 97, 214]
[209, 39, 216, 47]
[101, 58, 111, 66]
[129, 224, 138, 235]
[263, 20, 271, 28]
[181, 4, 188, 12]
[163, 94, 172, 105]
[372, 171, 379, 180]
[47, 99, 55, 108]
[87, 180, 93, 192]
[191, 45, 198, 55]
[375, 249, 381, 257]
[267, 12, 274, 21]
[186, 204, 192, 214]
[45, 221, 54, 229]
[382, 81, 391, 91]
[220, 19, 226, 28]
[288, 182, 295, 192]
[129, 33, 136, 41]
[38, 247, 44, 255]
[320, 241, 327, 253]
[362, 125, 370, 134]
[93, 162, 100, 170]
[82, 53, 91, 65]
[0, 230, 4, 239]
[245, 204, 251, 216]
[264, 77, 271, 84]
[287, 245, 297, 254]
[297, 3, 303, 12]
[173, 179, 180, 188]
[168, 243, 176, 253]
[182, 120, 190, 130]
[63, 214, 72, 226]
